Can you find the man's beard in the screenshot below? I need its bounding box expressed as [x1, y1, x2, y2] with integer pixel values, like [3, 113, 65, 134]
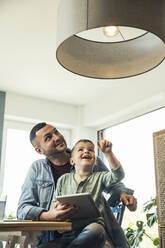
[43, 140, 67, 158]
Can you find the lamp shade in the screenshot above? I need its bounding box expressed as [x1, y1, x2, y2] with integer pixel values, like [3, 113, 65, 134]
[56, 0, 165, 79]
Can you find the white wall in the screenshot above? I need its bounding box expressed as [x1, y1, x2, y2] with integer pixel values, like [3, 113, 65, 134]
[4, 92, 98, 146]
[5, 92, 78, 128]
[83, 92, 165, 130]
[70, 106, 97, 147]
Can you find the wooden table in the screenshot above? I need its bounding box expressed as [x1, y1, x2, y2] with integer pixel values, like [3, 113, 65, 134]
[0, 220, 72, 248]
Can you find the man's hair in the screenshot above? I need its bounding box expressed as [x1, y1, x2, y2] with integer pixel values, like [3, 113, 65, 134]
[71, 139, 94, 156]
[30, 122, 47, 145]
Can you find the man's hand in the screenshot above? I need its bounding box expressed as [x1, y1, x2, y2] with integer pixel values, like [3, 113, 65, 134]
[39, 201, 78, 221]
[120, 192, 137, 212]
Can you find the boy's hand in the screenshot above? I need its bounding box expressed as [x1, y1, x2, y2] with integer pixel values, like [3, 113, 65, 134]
[97, 131, 120, 169]
[97, 131, 112, 154]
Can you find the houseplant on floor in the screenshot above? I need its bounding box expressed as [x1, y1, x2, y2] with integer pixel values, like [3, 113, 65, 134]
[125, 197, 159, 248]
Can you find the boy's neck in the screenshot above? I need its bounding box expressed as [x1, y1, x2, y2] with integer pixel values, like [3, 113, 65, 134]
[74, 169, 92, 184]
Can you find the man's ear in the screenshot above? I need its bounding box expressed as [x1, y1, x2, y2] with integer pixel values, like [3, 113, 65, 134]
[70, 157, 75, 166]
[35, 146, 42, 155]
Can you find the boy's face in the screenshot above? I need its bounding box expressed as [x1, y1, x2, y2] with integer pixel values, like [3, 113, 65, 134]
[70, 142, 95, 169]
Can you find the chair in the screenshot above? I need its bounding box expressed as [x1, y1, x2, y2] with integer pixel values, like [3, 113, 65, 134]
[0, 199, 6, 220]
[0, 196, 7, 248]
[111, 202, 125, 226]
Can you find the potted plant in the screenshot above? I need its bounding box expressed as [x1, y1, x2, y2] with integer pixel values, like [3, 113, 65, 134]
[125, 197, 159, 248]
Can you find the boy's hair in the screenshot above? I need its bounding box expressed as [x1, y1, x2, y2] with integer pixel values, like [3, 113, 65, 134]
[71, 139, 94, 156]
[30, 122, 47, 145]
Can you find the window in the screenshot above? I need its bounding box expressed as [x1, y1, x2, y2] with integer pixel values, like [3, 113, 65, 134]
[102, 108, 165, 207]
[102, 108, 165, 247]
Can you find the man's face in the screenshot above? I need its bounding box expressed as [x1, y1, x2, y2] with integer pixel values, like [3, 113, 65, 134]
[70, 141, 95, 170]
[34, 125, 67, 157]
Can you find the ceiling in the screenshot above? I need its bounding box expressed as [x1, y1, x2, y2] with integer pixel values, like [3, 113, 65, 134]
[0, 0, 165, 106]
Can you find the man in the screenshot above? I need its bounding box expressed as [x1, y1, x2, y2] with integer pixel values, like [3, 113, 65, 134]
[17, 122, 137, 246]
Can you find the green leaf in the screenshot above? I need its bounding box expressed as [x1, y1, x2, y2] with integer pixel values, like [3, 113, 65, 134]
[153, 237, 159, 246]
[136, 221, 144, 230]
[146, 212, 158, 227]
[144, 197, 157, 212]
[7, 214, 15, 219]
[125, 221, 145, 247]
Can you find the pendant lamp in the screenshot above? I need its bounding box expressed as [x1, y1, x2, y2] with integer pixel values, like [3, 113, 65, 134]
[56, 0, 165, 79]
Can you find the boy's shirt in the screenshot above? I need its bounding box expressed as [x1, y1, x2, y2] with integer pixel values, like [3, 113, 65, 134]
[52, 165, 124, 230]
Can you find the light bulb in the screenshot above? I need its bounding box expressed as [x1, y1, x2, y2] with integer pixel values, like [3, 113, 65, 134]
[103, 26, 119, 37]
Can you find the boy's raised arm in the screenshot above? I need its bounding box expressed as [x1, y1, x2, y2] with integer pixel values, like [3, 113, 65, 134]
[97, 131, 120, 170]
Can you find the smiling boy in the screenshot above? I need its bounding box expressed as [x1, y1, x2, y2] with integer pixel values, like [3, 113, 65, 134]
[53, 137, 125, 248]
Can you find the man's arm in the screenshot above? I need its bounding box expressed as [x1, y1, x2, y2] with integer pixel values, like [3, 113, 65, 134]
[17, 164, 47, 220]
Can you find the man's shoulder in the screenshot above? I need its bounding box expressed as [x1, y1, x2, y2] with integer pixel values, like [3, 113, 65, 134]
[24, 158, 53, 183]
[31, 158, 49, 170]
[32, 158, 47, 165]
